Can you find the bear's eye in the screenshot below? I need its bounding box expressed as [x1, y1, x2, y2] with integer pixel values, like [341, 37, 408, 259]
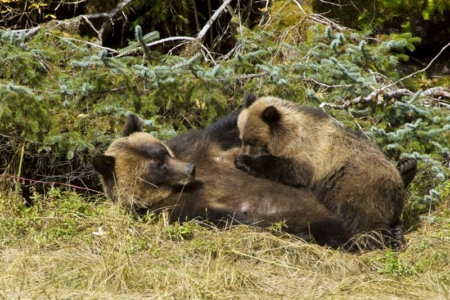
[155, 159, 165, 169]
[246, 139, 257, 147]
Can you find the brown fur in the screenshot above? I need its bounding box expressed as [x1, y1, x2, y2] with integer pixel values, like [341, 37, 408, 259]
[92, 114, 351, 249]
[235, 94, 406, 249]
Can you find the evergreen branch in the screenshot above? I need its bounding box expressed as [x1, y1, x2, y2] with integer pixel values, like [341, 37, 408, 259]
[331, 57, 358, 82]
[135, 26, 152, 63]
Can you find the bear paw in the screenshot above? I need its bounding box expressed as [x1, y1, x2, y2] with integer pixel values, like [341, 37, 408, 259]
[235, 155, 252, 172]
[397, 158, 417, 188]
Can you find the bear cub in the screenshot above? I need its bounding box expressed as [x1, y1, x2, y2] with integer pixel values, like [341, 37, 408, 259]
[235, 94, 410, 249]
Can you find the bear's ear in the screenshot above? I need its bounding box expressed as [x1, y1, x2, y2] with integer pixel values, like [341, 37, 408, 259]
[122, 114, 142, 137]
[243, 93, 257, 108]
[261, 106, 281, 124]
[92, 155, 115, 179]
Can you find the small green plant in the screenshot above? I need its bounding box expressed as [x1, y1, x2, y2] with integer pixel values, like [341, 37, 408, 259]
[269, 220, 287, 233]
[377, 249, 416, 276]
[164, 220, 198, 241]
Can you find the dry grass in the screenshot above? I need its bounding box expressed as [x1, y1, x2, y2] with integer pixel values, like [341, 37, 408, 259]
[1, 188, 449, 299]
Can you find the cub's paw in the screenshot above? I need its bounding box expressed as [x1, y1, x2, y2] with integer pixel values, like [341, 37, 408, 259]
[235, 155, 252, 172]
[397, 158, 417, 188]
[397, 158, 417, 174]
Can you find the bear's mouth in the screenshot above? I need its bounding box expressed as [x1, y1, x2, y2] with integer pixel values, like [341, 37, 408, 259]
[175, 174, 196, 186]
[173, 180, 203, 192]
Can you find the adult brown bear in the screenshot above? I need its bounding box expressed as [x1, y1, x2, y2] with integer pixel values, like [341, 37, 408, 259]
[92, 114, 351, 249]
[234, 94, 411, 249]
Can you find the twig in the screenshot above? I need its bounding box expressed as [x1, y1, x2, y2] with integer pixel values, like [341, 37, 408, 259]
[290, 0, 305, 13]
[304, 77, 352, 89]
[237, 72, 268, 80]
[384, 40, 450, 89]
[45, 32, 119, 53]
[308, 14, 348, 31]
[319, 0, 351, 7]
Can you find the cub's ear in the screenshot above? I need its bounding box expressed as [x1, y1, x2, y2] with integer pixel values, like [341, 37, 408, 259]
[122, 114, 142, 137]
[261, 106, 281, 124]
[243, 93, 257, 108]
[92, 155, 115, 179]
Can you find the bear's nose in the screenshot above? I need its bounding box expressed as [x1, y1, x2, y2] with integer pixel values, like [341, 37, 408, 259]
[187, 163, 196, 177]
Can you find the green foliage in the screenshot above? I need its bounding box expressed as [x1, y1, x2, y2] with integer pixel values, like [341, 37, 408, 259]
[0, 187, 102, 247]
[376, 249, 419, 276]
[269, 220, 288, 233]
[164, 220, 199, 241]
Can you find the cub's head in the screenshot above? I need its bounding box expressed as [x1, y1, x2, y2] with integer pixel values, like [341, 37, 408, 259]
[237, 94, 290, 156]
[92, 114, 196, 208]
[237, 94, 330, 157]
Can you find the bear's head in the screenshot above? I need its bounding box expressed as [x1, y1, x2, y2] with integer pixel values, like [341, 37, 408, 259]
[237, 93, 330, 157]
[92, 114, 196, 208]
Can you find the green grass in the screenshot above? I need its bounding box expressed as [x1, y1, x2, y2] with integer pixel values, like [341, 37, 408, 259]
[1, 187, 449, 299]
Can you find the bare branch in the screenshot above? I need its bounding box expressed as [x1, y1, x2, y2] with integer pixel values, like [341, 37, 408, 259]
[320, 87, 450, 110]
[319, 0, 351, 7]
[24, 26, 42, 40]
[419, 87, 450, 98]
[147, 36, 199, 47]
[197, 0, 233, 40]
[98, 0, 134, 43]
[80, 16, 100, 36]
